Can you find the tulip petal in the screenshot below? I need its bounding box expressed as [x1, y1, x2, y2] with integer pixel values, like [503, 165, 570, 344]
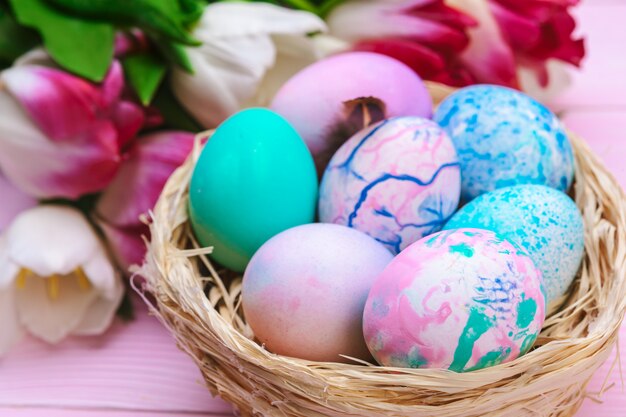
[2, 66, 106, 141]
[0, 90, 120, 199]
[81, 249, 119, 300]
[15, 272, 99, 344]
[0, 289, 23, 355]
[72, 275, 123, 335]
[0, 237, 19, 289]
[328, 0, 470, 50]
[97, 131, 195, 228]
[250, 35, 321, 106]
[112, 100, 146, 148]
[172, 3, 325, 128]
[4, 206, 103, 277]
[195, 2, 326, 38]
[0, 173, 37, 233]
[172, 34, 276, 128]
[448, 0, 519, 87]
[97, 221, 148, 272]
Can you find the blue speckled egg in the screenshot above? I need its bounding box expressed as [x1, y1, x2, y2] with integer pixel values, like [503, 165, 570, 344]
[444, 185, 584, 304]
[434, 85, 575, 201]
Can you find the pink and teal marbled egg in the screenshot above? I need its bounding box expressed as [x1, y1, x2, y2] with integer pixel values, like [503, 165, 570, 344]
[363, 228, 546, 372]
[319, 116, 461, 254]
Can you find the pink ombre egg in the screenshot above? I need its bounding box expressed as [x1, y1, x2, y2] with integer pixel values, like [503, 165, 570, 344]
[242, 223, 393, 362]
[363, 228, 546, 372]
[270, 52, 432, 174]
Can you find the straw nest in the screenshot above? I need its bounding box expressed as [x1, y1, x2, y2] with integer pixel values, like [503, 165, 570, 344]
[138, 83, 626, 417]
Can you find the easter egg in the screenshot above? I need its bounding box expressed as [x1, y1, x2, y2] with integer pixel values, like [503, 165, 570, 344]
[188, 108, 317, 273]
[319, 116, 461, 254]
[444, 185, 584, 305]
[363, 228, 546, 371]
[433, 85, 575, 201]
[242, 223, 393, 362]
[271, 52, 432, 174]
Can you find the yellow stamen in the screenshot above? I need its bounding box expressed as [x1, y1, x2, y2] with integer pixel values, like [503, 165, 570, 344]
[47, 274, 60, 300]
[15, 268, 29, 289]
[75, 268, 91, 291]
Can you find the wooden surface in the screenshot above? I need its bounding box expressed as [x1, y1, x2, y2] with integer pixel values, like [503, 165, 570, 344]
[1, 2, 625, 416]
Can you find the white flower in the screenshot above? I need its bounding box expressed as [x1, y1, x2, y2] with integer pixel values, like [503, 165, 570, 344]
[171, 2, 327, 128]
[0, 205, 123, 354]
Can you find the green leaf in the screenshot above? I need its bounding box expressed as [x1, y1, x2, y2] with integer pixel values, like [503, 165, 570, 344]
[43, 0, 201, 46]
[123, 53, 167, 106]
[10, 0, 114, 81]
[0, 9, 40, 63]
[154, 39, 194, 73]
[153, 82, 202, 132]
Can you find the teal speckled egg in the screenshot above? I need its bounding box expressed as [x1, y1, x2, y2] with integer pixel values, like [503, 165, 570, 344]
[444, 185, 584, 304]
[188, 108, 318, 272]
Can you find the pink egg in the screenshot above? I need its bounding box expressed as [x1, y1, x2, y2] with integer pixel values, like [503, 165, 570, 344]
[270, 52, 432, 174]
[242, 223, 393, 362]
[319, 116, 461, 254]
[363, 228, 546, 371]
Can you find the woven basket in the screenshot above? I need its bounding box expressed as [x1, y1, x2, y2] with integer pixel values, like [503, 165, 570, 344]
[139, 83, 626, 417]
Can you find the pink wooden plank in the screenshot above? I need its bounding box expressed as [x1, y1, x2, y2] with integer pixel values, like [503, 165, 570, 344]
[0, 408, 226, 417]
[0, 297, 233, 416]
[550, 3, 626, 111]
[562, 110, 626, 190]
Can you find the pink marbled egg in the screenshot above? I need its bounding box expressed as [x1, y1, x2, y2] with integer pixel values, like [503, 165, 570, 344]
[319, 116, 461, 254]
[242, 223, 393, 363]
[270, 52, 432, 174]
[363, 228, 546, 371]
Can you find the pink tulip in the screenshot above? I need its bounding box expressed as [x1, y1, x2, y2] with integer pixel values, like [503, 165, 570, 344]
[449, 0, 584, 88]
[95, 131, 196, 271]
[487, 0, 585, 86]
[328, 0, 584, 89]
[326, 0, 477, 86]
[0, 172, 37, 233]
[0, 62, 146, 199]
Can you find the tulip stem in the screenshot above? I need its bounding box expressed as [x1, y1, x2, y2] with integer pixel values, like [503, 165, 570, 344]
[281, 0, 319, 15]
[318, 0, 343, 17]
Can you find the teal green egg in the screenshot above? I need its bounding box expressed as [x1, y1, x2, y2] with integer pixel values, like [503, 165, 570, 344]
[188, 108, 318, 272]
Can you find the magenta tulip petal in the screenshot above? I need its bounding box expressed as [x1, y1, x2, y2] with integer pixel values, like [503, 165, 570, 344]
[98, 221, 148, 271]
[328, 0, 476, 86]
[0, 91, 121, 199]
[0, 60, 156, 199]
[112, 101, 146, 148]
[100, 62, 124, 109]
[97, 131, 195, 228]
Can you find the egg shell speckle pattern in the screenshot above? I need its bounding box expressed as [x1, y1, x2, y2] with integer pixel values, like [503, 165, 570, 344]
[319, 117, 461, 254]
[434, 85, 575, 201]
[242, 223, 393, 363]
[444, 185, 584, 304]
[363, 228, 546, 371]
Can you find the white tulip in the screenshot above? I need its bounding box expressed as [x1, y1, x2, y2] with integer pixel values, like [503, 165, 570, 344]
[0, 205, 123, 354]
[171, 2, 327, 128]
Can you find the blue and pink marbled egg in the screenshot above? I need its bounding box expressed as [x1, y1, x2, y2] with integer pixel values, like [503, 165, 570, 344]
[318, 117, 461, 254]
[242, 223, 393, 363]
[363, 228, 546, 371]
